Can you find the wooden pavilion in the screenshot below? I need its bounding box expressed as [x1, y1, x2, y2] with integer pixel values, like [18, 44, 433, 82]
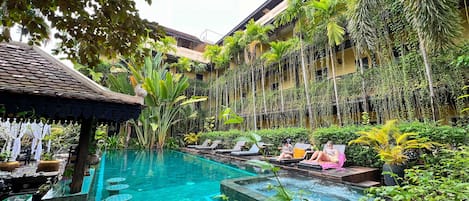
[0, 42, 143, 194]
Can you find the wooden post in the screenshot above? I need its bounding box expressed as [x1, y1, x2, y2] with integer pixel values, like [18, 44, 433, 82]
[70, 118, 95, 194]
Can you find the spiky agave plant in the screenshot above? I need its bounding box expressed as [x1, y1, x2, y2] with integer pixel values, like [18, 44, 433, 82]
[349, 120, 439, 165]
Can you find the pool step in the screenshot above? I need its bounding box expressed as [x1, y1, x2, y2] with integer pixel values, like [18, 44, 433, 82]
[352, 180, 381, 188]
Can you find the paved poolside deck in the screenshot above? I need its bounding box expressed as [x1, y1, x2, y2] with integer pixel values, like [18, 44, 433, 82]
[180, 147, 381, 188]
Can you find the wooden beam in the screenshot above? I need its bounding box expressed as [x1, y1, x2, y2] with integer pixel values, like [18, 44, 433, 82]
[70, 118, 95, 193]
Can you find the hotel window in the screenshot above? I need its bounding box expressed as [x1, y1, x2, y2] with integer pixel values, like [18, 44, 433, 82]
[315, 68, 327, 81]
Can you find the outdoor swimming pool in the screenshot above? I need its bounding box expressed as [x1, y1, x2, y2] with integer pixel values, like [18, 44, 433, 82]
[92, 150, 256, 201]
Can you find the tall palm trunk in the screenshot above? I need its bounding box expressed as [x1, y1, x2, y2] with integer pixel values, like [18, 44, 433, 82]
[261, 64, 268, 119]
[215, 70, 219, 128]
[417, 32, 438, 121]
[358, 52, 368, 113]
[278, 62, 285, 112]
[329, 46, 342, 125]
[250, 63, 257, 130]
[299, 35, 314, 128]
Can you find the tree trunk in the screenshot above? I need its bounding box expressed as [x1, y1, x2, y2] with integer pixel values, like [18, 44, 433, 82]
[417, 32, 438, 121]
[299, 35, 314, 128]
[215, 69, 219, 128]
[278, 63, 285, 112]
[358, 54, 368, 113]
[251, 63, 257, 130]
[261, 64, 268, 116]
[329, 46, 342, 126]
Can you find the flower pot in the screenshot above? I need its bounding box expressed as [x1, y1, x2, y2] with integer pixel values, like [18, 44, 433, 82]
[0, 161, 20, 172]
[382, 164, 405, 186]
[37, 160, 60, 172]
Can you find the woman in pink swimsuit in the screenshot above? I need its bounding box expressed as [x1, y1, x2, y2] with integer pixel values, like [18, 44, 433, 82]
[304, 141, 339, 163]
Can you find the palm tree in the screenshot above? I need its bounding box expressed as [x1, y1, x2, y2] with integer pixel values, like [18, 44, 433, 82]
[203, 44, 230, 128]
[240, 19, 273, 130]
[172, 57, 193, 73]
[275, 0, 315, 128]
[309, 0, 347, 126]
[348, 0, 463, 121]
[401, 0, 462, 121]
[155, 35, 177, 59]
[262, 40, 292, 113]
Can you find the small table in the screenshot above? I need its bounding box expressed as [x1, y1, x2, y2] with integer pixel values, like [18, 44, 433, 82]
[261, 143, 274, 155]
[104, 194, 133, 201]
[106, 184, 129, 195]
[106, 177, 126, 185]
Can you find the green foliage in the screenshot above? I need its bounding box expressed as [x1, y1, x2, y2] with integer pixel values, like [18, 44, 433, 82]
[201, 127, 310, 149]
[183, 132, 200, 145]
[45, 124, 80, 155]
[362, 146, 469, 201]
[0, 0, 159, 66]
[106, 135, 123, 150]
[41, 152, 53, 161]
[203, 116, 216, 132]
[219, 107, 244, 125]
[398, 121, 468, 147]
[0, 151, 11, 162]
[165, 137, 179, 150]
[361, 112, 370, 125]
[349, 120, 439, 165]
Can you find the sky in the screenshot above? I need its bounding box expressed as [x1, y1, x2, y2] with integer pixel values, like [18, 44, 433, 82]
[135, 0, 267, 43]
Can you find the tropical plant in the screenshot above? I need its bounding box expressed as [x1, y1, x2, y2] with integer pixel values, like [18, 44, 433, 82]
[274, 0, 315, 128]
[183, 132, 200, 145]
[308, 0, 348, 125]
[349, 120, 439, 165]
[0, 151, 11, 162]
[155, 35, 177, 59]
[239, 19, 273, 130]
[262, 40, 293, 113]
[458, 86, 469, 114]
[219, 107, 244, 125]
[172, 57, 193, 72]
[362, 146, 469, 201]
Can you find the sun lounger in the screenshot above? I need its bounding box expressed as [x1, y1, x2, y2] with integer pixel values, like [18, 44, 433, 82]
[195, 140, 222, 150]
[187, 139, 210, 148]
[215, 141, 246, 154]
[298, 144, 346, 170]
[230, 143, 264, 156]
[269, 143, 311, 164]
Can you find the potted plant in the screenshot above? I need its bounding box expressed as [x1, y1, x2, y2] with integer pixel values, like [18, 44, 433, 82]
[349, 120, 439, 186]
[37, 152, 60, 172]
[0, 151, 19, 172]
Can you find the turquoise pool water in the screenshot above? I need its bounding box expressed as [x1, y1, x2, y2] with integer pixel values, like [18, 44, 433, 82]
[93, 150, 256, 201]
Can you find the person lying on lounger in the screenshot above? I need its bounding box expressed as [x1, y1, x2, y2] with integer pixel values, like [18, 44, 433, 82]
[304, 141, 339, 163]
[277, 139, 293, 160]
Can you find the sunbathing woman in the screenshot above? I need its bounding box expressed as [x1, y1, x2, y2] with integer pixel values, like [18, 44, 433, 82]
[277, 139, 293, 160]
[304, 141, 339, 163]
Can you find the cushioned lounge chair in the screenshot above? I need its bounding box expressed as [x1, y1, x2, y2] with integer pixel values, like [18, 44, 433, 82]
[269, 143, 311, 164]
[195, 140, 222, 150]
[230, 143, 264, 156]
[215, 141, 246, 154]
[298, 144, 346, 170]
[187, 139, 210, 148]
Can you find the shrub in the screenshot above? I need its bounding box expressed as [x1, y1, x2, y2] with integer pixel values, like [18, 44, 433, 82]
[362, 146, 469, 201]
[199, 127, 310, 148]
[398, 121, 468, 147]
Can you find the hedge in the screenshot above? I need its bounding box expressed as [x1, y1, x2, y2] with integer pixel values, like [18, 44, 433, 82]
[200, 121, 468, 168]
